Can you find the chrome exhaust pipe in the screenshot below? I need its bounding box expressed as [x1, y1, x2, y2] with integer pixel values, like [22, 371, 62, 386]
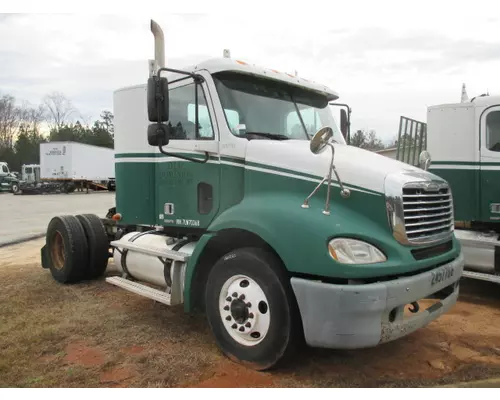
[150, 19, 165, 69]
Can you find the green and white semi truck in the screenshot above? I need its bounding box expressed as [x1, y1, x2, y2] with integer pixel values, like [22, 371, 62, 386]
[0, 161, 19, 193]
[40, 20, 464, 370]
[393, 85, 500, 285]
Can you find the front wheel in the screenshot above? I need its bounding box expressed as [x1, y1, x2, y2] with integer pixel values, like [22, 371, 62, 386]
[11, 183, 19, 194]
[205, 247, 303, 371]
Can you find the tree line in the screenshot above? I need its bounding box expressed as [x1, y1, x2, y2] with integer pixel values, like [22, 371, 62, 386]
[0, 91, 114, 172]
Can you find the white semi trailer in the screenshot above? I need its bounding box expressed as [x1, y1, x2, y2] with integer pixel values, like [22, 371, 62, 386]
[17, 142, 116, 194]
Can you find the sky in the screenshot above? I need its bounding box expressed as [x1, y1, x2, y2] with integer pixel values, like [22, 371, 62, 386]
[2, 1, 500, 144]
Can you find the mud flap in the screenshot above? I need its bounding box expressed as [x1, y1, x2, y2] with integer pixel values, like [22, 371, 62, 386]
[41, 244, 49, 269]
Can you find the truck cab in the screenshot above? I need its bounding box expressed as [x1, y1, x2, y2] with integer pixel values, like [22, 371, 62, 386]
[0, 162, 19, 193]
[40, 20, 465, 370]
[424, 93, 500, 281]
[21, 164, 41, 184]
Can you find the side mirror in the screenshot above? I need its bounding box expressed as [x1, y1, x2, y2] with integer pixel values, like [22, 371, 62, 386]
[310, 127, 334, 154]
[340, 109, 349, 140]
[419, 150, 432, 171]
[147, 76, 169, 122]
[147, 124, 169, 146]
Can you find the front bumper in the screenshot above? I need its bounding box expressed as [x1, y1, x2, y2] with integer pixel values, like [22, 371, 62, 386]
[291, 252, 464, 349]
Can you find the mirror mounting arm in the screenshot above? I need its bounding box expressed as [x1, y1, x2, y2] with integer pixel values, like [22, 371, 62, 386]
[302, 142, 351, 214]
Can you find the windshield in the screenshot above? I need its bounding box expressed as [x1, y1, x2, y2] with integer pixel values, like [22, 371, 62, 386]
[213, 72, 345, 143]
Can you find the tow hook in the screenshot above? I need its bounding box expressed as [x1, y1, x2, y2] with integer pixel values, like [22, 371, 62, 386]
[409, 301, 420, 313]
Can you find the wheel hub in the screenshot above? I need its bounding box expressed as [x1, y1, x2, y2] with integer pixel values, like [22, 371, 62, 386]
[230, 298, 249, 324]
[50, 231, 65, 270]
[219, 275, 270, 347]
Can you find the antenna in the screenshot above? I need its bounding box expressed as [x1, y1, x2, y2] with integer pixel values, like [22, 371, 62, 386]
[460, 83, 469, 103]
[223, 49, 231, 58]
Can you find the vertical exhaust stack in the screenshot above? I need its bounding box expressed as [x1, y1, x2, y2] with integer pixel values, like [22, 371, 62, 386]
[461, 83, 469, 103]
[150, 19, 166, 71]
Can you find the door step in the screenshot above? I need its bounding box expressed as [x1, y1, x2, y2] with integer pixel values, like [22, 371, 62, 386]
[110, 240, 190, 261]
[462, 270, 500, 284]
[106, 276, 172, 305]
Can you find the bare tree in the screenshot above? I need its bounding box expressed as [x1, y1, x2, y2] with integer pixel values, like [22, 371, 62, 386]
[43, 92, 76, 130]
[19, 101, 46, 134]
[0, 94, 21, 148]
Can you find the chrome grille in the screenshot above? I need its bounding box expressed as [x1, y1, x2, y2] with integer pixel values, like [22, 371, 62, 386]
[402, 184, 454, 243]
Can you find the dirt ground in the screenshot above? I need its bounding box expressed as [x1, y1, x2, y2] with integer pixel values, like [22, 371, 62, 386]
[1, 239, 500, 388]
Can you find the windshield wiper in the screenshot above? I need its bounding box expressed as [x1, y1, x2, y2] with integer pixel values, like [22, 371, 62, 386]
[243, 131, 290, 141]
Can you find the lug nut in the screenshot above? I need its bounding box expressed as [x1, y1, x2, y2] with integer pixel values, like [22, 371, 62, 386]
[225, 316, 231, 321]
[239, 326, 245, 332]
[239, 294, 245, 300]
[249, 313, 254, 319]
[245, 322, 251, 328]
[231, 324, 237, 329]
[223, 305, 229, 311]
[226, 297, 232, 302]
[232, 292, 238, 298]
[246, 302, 252, 308]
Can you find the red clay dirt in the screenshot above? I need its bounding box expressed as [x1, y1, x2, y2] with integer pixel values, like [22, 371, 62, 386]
[121, 345, 145, 356]
[194, 362, 275, 388]
[100, 367, 138, 384]
[64, 341, 106, 367]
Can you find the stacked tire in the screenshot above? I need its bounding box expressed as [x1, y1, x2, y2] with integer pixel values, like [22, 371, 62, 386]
[42, 214, 109, 283]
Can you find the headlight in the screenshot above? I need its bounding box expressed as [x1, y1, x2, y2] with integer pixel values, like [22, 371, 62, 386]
[328, 238, 387, 264]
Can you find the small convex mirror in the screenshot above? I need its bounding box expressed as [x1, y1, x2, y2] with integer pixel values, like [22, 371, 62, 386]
[310, 127, 334, 155]
[419, 150, 432, 170]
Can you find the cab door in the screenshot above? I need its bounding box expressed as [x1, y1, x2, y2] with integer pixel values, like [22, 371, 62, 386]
[479, 105, 500, 221]
[155, 74, 220, 230]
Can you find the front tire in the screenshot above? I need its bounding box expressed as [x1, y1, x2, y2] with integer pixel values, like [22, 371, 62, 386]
[11, 183, 19, 194]
[205, 247, 303, 371]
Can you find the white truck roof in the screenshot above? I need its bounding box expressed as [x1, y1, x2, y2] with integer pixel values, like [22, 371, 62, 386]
[116, 57, 340, 101]
[429, 95, 500, 111]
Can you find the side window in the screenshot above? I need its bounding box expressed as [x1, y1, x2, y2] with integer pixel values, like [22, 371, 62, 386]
[168, 82, 214, 140]
[486, 111, 500, 152]
[2, 165, 8, 173]
[285, 107, 322, 137]
[223, 109, 241, 135]
[26, 167, 33, 174]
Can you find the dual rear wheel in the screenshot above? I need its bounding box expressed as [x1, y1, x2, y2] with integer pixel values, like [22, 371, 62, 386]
[43, 214, 109, 283]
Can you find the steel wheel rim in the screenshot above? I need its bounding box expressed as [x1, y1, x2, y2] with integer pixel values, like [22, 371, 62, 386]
[50, 231, 65, 270]
[218, 274, 271, 346]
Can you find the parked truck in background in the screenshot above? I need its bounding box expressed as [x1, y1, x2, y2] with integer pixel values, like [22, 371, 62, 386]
[0, 162, 19, 193]
[39, 20, 464, 370]
[386, 85, 500, 285]
[16, 142, 116, 194]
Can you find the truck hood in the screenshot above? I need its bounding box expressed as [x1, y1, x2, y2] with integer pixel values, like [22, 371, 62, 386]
[244, 140, 426, 196]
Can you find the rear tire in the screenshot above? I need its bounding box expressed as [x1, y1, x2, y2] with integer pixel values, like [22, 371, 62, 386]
[205, 247, 303, 371]
[45, 215, 89, 283]
[76, 214, 109, 280]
